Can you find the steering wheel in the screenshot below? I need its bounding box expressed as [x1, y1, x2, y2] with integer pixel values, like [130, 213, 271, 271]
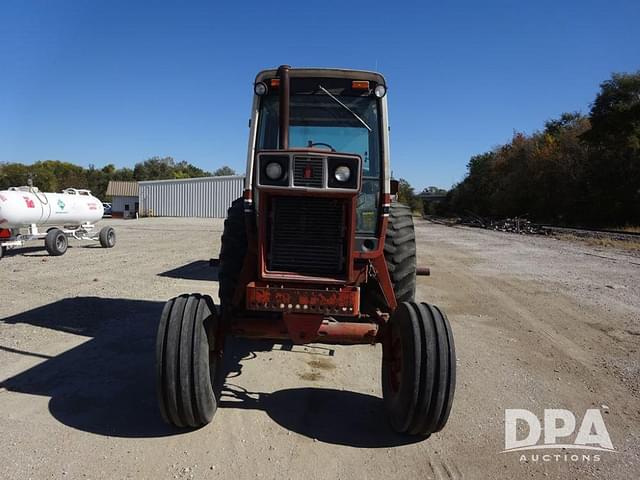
[308, 142, 336, 152]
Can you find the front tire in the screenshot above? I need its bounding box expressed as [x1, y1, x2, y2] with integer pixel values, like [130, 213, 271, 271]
[382, 301, 456, 436]
[156, 294, 223, 428]
[45, 228, 68, 256]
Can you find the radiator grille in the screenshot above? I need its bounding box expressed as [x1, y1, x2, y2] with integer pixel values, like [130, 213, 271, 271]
[269, 196, 346, 275]
[293, 157, 324, 188]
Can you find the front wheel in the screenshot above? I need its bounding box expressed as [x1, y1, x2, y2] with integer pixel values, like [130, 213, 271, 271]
[382, 301, 456, 436]
[156, 294, 224, 428]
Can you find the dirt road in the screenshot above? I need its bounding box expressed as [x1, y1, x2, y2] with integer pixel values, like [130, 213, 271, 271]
[1, 218, 638, 479]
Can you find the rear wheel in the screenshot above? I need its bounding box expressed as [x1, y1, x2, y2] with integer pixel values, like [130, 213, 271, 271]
[156, 294, 223, 428]
[218, 198, 247, 313]
[363, 203, 416, 312]
[99, 226, 116, 248]
[45, 228, 68, 256]
[382, 301, 456, 436]
[384, 203, 417, 303]
[0, 246, 5, 260]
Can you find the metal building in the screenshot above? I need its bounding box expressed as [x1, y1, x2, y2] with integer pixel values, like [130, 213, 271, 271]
[139, 175, 244, 218]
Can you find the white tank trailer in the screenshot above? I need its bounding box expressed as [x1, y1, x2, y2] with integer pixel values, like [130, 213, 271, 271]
[0, 186, 116, 259]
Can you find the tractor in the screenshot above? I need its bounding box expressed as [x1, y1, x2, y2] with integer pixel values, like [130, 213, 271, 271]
[155, 66, 456, 436]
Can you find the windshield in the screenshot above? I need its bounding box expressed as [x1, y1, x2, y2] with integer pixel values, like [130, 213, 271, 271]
[256, 91, 381, 177]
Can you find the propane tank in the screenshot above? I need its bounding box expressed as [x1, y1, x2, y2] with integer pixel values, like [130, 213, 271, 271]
[0, 187, 104, 228]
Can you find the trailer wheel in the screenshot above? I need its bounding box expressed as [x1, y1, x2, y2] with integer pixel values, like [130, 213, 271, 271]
[218, 197, 247, 313]
[45, 228, 68, 256]
[156, 294, 223, 428]
[99, 226, 116, 248]
[382, 301, 456, 437]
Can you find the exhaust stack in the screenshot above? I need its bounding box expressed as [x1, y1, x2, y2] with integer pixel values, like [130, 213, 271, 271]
[277, 64, 290, 150]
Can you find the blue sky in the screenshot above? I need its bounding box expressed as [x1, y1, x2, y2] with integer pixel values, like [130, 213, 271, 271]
[1, 1, 638, 190]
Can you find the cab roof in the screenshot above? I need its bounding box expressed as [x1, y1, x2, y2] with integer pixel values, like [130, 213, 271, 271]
[255, 67, 386, 86]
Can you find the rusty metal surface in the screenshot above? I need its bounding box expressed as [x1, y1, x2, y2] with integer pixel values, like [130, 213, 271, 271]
[283, 313, 324, 343]
[231, 316, 379, 345]
[370, 254, 397, 311]
[317, 321, 378, 344]
[246, 282, 360, 316]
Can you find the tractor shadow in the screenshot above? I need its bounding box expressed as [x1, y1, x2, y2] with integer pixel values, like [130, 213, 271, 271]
[1, 298, 418, 447]
[219, 338, 421, 448]
[158, 260, 219, 281]
[0, 296, 176, 438]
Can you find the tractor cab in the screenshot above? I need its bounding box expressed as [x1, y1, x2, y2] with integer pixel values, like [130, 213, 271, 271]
[250, 67, 388, 245]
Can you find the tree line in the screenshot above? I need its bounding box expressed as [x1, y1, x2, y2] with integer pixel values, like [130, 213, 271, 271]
[443, 71, 640, 227]
[0, 157, 236, 200]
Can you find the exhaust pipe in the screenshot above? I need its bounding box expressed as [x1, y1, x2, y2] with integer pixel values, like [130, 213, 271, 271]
[277, 64, 290, 150]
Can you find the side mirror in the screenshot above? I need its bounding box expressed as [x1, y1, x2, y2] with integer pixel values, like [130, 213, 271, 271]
[390, 179, 399, 195]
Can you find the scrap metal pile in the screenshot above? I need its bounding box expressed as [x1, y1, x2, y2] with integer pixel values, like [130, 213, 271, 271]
[425, 213, 548, 235]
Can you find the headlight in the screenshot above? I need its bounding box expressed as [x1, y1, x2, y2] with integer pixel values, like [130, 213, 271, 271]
[374, 85, 387, 98]
[265, 162, 283, 180]
[334, 166, 351, 182]
[254, 82, 268, 96]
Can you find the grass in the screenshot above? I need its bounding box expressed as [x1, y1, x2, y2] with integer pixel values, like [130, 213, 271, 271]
[556, 233, 640, 252]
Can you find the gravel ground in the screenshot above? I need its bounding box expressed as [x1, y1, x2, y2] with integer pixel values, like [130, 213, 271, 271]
[0, 217, 638, 479]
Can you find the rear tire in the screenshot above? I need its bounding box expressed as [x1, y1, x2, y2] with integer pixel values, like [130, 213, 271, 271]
[0, 246, 5, 260]
[382, 301, 456, 436]
[384, 203, 417, 303]
[156, 294, 223, 428]
[363, 203, 416, 311]
[45, 228, 68, 256]
[99, 226, 116, 248]
[218, 198, 247, 313]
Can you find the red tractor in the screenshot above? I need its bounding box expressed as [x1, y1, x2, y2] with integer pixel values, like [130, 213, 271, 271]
[156, 66, 456, 437]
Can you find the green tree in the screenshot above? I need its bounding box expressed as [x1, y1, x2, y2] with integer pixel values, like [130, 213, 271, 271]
[213, 166, 237, 176]
[133, 156, 177, 181]
[447, 112, 592, 224]
[397, 178, 422, 212]
[581, 71, 640, 224]
[1, 156, 228, 200]
[132, 156, 216, 181]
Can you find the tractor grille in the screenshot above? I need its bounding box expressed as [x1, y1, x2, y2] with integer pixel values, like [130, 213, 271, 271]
[293, 156, 324, 188]
[269, 196, 346, 275]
